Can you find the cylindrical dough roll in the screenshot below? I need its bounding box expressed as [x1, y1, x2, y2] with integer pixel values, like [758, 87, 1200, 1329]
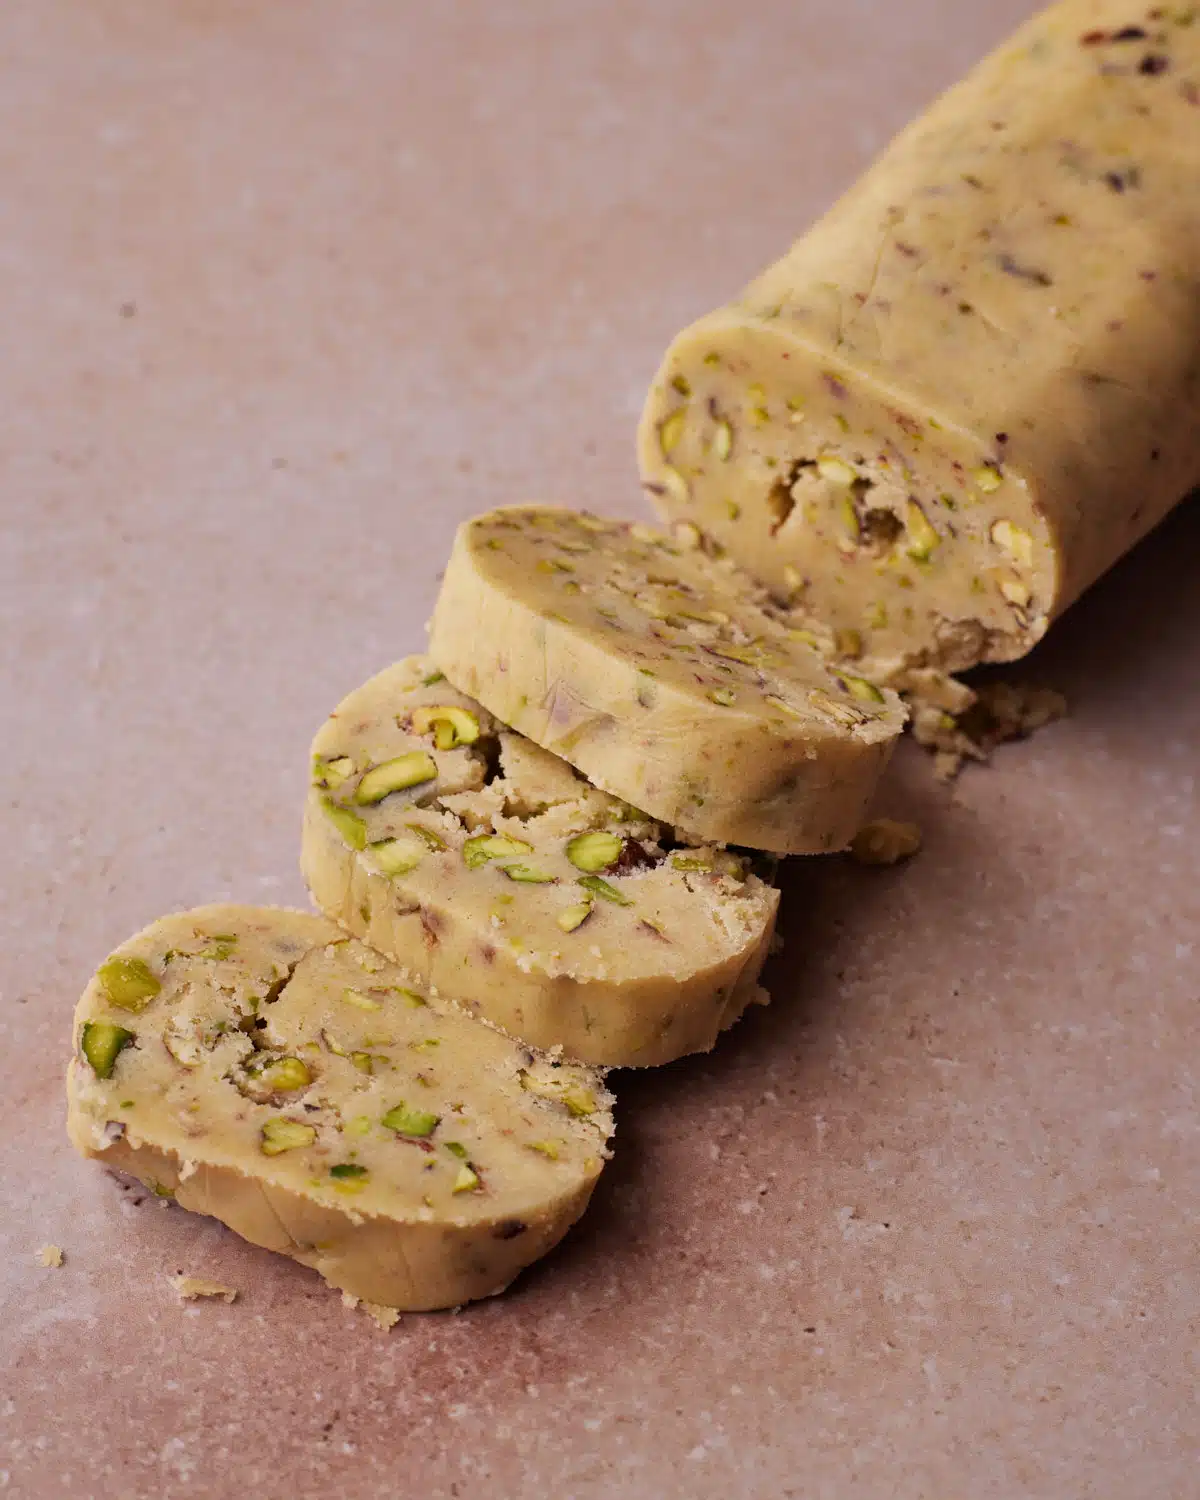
[302, 655, 780, 1068]
[638, 0, 1200, 677]
[66, 906, 613, 1312]
[428, 507, 904, 854]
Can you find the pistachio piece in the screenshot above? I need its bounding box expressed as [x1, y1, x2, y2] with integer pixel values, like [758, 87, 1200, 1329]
[355, 752, 438, 805]
[972, 464, 1003, 492]
[392, 987, 428, 1008]
[321, 796, 368, 850]
[999, 576, 1031, 608]
[659, 408, 687, 456]
[330, 1163, 369, 1190]
[669, 851, 714, 873]
[817, 455, 857, 486]
[342, 987, 384, 1011]
[904, 501, 940, 561]
[96, 956, 161, 1013]
[991, 519, 1034, 567]
[346, 1114, 373, 1137]
[405, 822, 448, 851]
[452, 1164, 481, 1194]
[834, 628, 863, 660]
[520, 1069, 597, 1118]
[840, 674, 886, 705]
[502, 863, 556, 883]
[708, 687, 737, 706]
[260, 1118, 317, 1155]
[369, 838, 425, 877]
[312, 754, 354, 789]
[462, 833, 534, 870]
[660, 464, 689, 506]
[527, 1139, 562, 1160]
[713, 419, 733, 461]
[350, 1051, 385, 1074]
[381, 1102, 440, 1137]
[410, 705, 481, 750]
[576, 874, 632, 906]
[443, 1141, 469, 1159]
[81, 1021, 135, 1079]
[565, 830, 624, 873]
[556, 901, 593, 933]
[261, 1056, 312, 1092]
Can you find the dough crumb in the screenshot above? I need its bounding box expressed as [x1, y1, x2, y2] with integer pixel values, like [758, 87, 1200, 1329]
[850, 819, 922, 866]
[169, 1274, 238, 1303]
[907, 679, 1067, 781]
[36, 1244, 64, 1268]
[341, 1290, 360, 1310]
[363, 1301, 402, 1331]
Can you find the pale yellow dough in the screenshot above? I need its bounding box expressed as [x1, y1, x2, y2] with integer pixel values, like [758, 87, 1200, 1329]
[66, 906, 613, 1312]
[638, 0, 1200, 679]
[427, 507, 904, 853]
[302, 655, 779, 1067]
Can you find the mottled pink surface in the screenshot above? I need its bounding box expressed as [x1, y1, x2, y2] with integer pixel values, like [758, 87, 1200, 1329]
[2, 2, 1197, 1496]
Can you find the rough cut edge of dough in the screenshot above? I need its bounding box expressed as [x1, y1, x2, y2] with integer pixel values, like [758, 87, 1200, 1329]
[36, 1244, 64, 1268]
[341, 1291, 402, 1330]
[905, 677, 1068, 782]
[169, 1274, 238, 1303]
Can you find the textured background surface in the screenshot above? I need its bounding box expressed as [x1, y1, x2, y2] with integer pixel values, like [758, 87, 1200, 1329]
[2, 1, 1197, 1496]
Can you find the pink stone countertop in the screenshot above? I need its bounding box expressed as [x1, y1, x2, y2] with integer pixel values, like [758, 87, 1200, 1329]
[2, 2, 1197, 1496]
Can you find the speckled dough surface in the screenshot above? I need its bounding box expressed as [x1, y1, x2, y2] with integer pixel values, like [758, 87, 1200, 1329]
[428, 506, 905, 852]
[638, 0, 1200, 679]
[302, 656, 779, 1067]
[66, 906, 613, 1311]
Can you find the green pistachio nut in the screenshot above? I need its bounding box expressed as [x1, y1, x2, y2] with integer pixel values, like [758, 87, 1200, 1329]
[520, 1069, 597, 1118]
[410, 705, 481, 750]
[502, 863, 555, 883]
[355, 751, 438, 805]
[577, 874, 631, 906]
[565, 830, 624, 873]
[260, 1118, 317, 1155]
[262, 1056, 312, 1091]
[405, 822, 448, 851]
[369, 837, 425, 876]
[96, 956, 161, 1012]
[81, 1021, 136, 1079]
[841, 675, 886, 705]
[321, 795, 368, 850]
[382, 1103, 440, 1138]
[462, 833, 534, 870]
[452, 1164, 481, 1194]
[556, 901, 593, 933]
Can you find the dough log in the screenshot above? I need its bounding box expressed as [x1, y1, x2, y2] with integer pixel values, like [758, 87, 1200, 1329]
[638, 0, 1200, 678]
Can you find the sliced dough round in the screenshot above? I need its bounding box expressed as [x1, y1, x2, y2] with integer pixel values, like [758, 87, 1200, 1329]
[301, 656, 778, 1068]
[66, 905, 613, 1313]
[427, 506, 905, 853]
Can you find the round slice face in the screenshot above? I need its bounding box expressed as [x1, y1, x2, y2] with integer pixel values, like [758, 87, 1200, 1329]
[427, 506, 905, 853]
[66, 906, 613, 1313]
[302, 657, 779, 1068]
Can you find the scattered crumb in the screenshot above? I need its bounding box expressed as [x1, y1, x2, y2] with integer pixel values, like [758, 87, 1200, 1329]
[363, 1302, 402, 1331]
[907, 680, 1068, 781]
[850, 819, 922, 866]
[36, 1244, 64, 1268]
[341, 1290, 360, 1311]
[169, 1274, 238, 1303]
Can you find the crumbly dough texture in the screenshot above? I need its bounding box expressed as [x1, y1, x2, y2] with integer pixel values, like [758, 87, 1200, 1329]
[66, 906, 614, 1312]
[638, 0, 1200, 680]
[301, 655, 779, 1067]
[427, 507, 903, 854]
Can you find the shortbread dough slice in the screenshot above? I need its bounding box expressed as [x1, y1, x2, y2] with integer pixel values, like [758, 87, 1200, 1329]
[427, 506, 904, 853]
[637, 0, 1200, 680]
[301, 656, 779, 1068]
[66, 906, 613, 1313]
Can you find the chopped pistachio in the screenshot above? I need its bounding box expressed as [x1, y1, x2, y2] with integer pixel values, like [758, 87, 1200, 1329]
[838, 494, 861, 540]
[81, 1021, 135, 1079]
[708, 687, 737, 706]
[672, 521, 702, 550]
[556, 901, 593, 933]
[346, 1114, 373, 1137]
[999, 576, 1031, 608]
[972, 464, 1003, 492]
[670, 374, 691, 397]
[260, 1118, 317, 1155]
[342, 987, 384, 1012]
[990, 518, 1034, 567]
[410, 704, 481, 750]
[528, 1139, 562, 1160]
[713, 420, 733, 461]
[382, 1103, 440, 1137]
[577, 874, 632, 906]
[391, 986, 428, 1008]
[443, 1140, 469, 1159]
[817, 455, 857, 486]
[660, 464, 689, 506]
[330, 1163, 369, 1191]
[659, 408, 686, 456]
[834, 628, 863, 660]
[841, 675, 886, 705]
[421, 669, 446, 686]
[502, 863, 556, 883]
[96, 956, 161, 1013]
[355, 751, 438, 804]
[520, 1070, 597, 1118]
[261, 1056, 311, 1091]
[904, 501, 940, 561]
[462, 833, 534, 869]
[565, 830, 624, 873]
[312, 754, 354, 789]
[350, 1051, 384, 1074]
[369, 837, 425, 877]
[670, 851, 714, 873]
[702, 351, 721, 367]
[404, 821, 448, 851]
[321, 795, 368, 850]
[452, 1164, 481, 1194]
